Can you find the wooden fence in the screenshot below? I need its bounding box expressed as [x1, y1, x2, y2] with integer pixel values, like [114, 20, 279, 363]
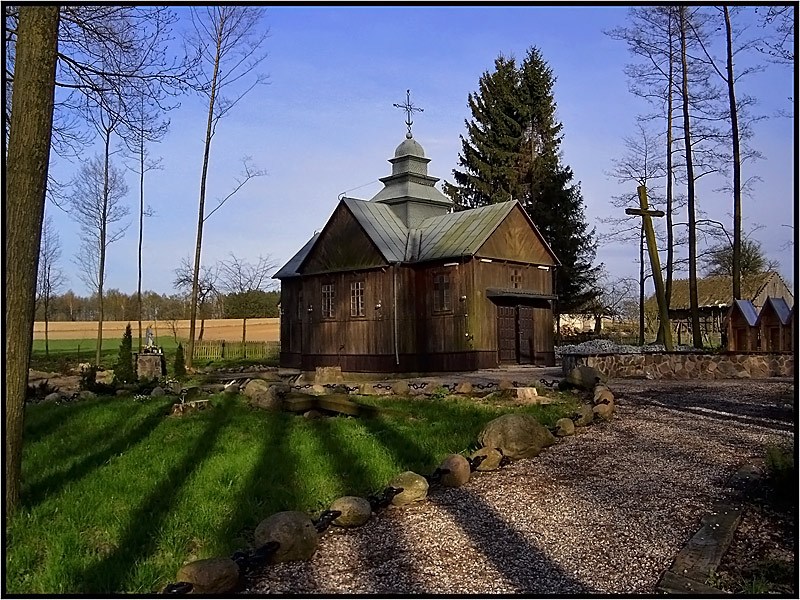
[192, 340, 280, 361]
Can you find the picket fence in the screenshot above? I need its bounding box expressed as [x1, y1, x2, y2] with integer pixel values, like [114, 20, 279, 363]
[192, 340, 280, 361]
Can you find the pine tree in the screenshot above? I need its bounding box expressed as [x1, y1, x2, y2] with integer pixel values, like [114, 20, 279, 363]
[444, 47, 599, 316]
[115, 323, 137, 383]
[174, 342, 186, 379]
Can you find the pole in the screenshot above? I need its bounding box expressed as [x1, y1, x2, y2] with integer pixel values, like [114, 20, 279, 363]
[637, 185, 673, 350]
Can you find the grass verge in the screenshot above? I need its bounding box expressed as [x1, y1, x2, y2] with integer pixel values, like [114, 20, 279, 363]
[7, 392, 578, 594]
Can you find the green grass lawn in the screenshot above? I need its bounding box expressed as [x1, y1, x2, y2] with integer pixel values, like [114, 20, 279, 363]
[6, 392, 578, 594]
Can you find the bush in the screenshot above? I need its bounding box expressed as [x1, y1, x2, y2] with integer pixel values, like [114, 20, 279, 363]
[174, 343, 186, 379]
[114, 324, 137, 384]
[26, 380, 59, 401]
[78, 365, 116, 395]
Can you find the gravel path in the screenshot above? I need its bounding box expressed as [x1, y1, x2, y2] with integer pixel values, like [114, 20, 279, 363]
[245, 379, 794, 594]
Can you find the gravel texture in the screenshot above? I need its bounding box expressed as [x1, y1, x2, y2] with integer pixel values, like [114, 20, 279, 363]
[244, 378, 794, 595]
[555, 338, 695, 355]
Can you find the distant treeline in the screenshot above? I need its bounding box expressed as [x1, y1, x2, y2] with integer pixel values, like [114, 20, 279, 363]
[36, 289, 280, 322]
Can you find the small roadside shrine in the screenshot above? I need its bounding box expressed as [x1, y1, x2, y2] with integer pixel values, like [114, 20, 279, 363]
[726, 299, 760, 352]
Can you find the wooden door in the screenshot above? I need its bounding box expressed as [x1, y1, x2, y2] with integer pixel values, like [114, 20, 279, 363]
[769, 327, 780, 352]
[518, 306, 534, 364]
[497, 306, 516, 363]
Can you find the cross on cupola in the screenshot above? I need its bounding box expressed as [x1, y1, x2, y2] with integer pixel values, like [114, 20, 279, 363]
[393, 89, 423, 139]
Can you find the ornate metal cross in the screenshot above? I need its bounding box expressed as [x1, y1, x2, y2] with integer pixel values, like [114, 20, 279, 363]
[393, 89, 423, 137]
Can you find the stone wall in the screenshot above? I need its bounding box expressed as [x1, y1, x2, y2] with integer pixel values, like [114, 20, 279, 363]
[561, 352, 794, 380]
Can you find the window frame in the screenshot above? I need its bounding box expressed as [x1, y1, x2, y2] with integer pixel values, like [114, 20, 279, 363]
[350, 281, 365, 318]
[321, 283, 335, 319]
[432, 272, 452, 313]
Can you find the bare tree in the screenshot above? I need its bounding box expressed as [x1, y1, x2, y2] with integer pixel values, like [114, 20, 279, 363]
[582, 273, 638, 334]
[5, 4, 59, 514]
[174, 257, 219, 342]
[754, 6, 794, 65]
[36, 214, 66, 356]
[217, 253, 278, 345]
[69, 155, 130, 364]
[184, 6, 269, 368]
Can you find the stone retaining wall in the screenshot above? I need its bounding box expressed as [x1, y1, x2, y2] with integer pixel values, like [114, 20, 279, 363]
[561, 352, 793, 380]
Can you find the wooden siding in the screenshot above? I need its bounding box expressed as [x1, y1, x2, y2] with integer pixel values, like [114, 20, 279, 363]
[477, 204, 557, 266]
[759, 302, 791, 352]
[727, 307, 758, 352]
[301, 203, 386, 274]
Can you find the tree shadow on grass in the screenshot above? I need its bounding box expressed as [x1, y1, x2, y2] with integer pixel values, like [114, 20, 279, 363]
[73, 397, 236, 593]
[24, 397, 112, 443]
[22, 400, 171, 509]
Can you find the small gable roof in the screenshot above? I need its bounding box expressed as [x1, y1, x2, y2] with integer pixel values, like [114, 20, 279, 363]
[762, 296, 792, 325]
[342, 197, 407, 263]
[731, 299, 759, 327]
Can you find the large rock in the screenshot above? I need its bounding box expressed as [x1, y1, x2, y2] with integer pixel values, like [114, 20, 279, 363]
[151, 386, 166, 397]
[389, 471, 429, 505]
[554, 417, 575, 437]
[254, 511, 318, 563]
[469, 447, 503, 471]
[245, 381, 287, 412]
[438, 454, 471, 487]
[454, 381, 473, 395]
[44, 392, 61, 403]
[593, 401, 615, 421]
[571, 404, 594, 427]
[78, 390, 96, 400]
[330, 496, 372, 528]
[477, 413, 555, 460]
[175, 557, 239, 594]
[391, 380, 410, 396]
[566, 365, 606, 390]
[593, 387, 614, 405]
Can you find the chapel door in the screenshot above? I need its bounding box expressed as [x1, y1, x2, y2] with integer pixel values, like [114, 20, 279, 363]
[497, 306, 517, 363]
[517, 306, 534, 364]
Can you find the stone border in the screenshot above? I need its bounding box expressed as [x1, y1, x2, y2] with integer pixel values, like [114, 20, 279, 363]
[161, 381, 615, 594]
[561, 351, 793, 380]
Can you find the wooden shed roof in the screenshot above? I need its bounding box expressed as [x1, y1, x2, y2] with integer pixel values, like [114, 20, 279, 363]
[762, 296, 792, 325]
[731, 298, 760, 326]
[646, 271, 789, 310]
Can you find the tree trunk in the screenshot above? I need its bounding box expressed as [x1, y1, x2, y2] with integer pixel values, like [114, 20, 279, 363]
[5, 5, 59, 514]
[665, 10, 676, 308]
[638, 223, 645, 345]
[137, 119, 145, 352]
[96, 127, 111, 366]
[187, 28, 223, 369]
[724, 6, 743, 300]
[44, 297, 50, 356]
[679, 8, 703, 348]
[199, 317, 205, 341]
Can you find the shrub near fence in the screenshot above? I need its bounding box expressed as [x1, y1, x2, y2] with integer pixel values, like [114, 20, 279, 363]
[192, 340, 280, 361]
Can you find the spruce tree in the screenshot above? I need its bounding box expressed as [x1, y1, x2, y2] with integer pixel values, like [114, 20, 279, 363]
[444, 47, 599, 317]
[174, 342, 186, 379]
[115, 323, 137, 383]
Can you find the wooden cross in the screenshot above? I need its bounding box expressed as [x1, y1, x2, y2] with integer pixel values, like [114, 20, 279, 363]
[393, 89, 423, 137]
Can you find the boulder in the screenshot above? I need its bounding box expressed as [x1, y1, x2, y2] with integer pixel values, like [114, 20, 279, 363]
[151, 386, 166, 398]
[330, 496, 372, 528]
[175, 557, 239, 595]
[203, 383, 226, 394]
[303, 410, 323, 420]
[593, 401, 615, 421]
[477, 413, 556, 460]
[454, 381, 473, 395]
[498, 379, 514, 391]
[184, 386, 202, 400]
[554, 417, 576, 437]
[391, 380, 410, 396]
[254, 511, 318, 563]
[78, 390, 96, 400]
[571, 404, 594, 427]
[566, 365, 606, 390]
[422, 381, 444, 395]
[438, 454, 471, 487]
[469, 447, 503, 471]
[115, 389, 130, 397]
[96, 369, 115, 385]
[359, 383, 392, 396]
[315, 366, 343, 384]
[44, 392, 61, 403]
[389, 471, 429, 505]
[593, 388, 615, 406]
[246, 383, 287, 412]
[223, 381, 239, 394]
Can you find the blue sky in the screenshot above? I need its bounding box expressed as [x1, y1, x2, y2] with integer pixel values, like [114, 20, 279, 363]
[45, 5, 795, 297]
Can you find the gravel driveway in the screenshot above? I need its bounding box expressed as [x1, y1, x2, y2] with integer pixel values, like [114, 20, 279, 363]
[245, 378, 794, 594]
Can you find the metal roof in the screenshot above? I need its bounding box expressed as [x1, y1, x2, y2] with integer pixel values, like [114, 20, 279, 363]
[272, 233, 319, 279]
[416, 202, 515, 261]
[733, 299, 759, 326]
[764, 296, 792, 325]
[342, 197, 407, 263]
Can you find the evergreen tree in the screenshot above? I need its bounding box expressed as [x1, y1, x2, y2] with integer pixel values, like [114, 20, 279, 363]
[174, 342, 186, 379]
[115, 323, 137, 383]
[444, 47, 599, 316]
